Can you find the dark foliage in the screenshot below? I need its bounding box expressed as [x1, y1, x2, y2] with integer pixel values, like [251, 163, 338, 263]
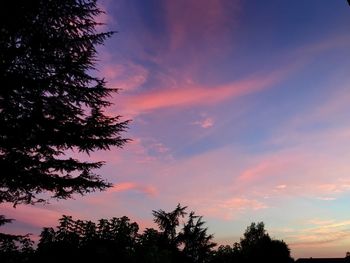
[210, 222, 294, 263]
[179, 211, 217, 263]
[0, 205, 296, 263]
[152, 204, 187, 250]
[0, 0, 129, 206]
[18, 205, 216, 263]
[150, 204, 216, 263]
[35, 215, 139, 263]
[0, 216, 34, 263]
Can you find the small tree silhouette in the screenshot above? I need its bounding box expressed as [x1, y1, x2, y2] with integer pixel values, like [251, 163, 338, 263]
[152, 204, 187, 249]
[0, 216, 34, 263]
[240, 222, 293, 263]
[180, 211, 216, 263]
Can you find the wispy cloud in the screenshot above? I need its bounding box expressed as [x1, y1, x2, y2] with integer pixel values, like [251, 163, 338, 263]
[108, 182, 157, 197]
[193, 117, 214, 129]
[316, 197, 336, 201]
[290, 219, 350, 248]
[100, 61, 149, 92]
[220, 197, 268, 211]
[0, 203, 68, 229]
[276, 184, 287, 190]
[120, 69, 288, 116]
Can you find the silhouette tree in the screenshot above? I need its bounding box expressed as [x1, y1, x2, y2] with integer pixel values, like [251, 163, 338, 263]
[109, 216, 139, 250]
[211, 242, 244, 263]
[0, 0, 129, 206]
[239, 222, 293, 263]
[180, 211, 216, 263]
[152, 204, 187, 249]
[37, 227, 55, 250]
[136, 228, 165, 262]
[11, 208, 297, 263]
[36, 215, 140, 263]
[0, 216, 34, 263]
[240, 222, 267, 251]
[268, 239, 294, 263]
[151, 204, 217, 263]
[209, 222, 294, 263]
[151, 204, 187, 262]
[80, 220, 97, 245]
[211, 245, 233, 263]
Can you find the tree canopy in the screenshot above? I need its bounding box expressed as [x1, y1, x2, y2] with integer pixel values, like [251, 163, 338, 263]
[0, 206, 296, 263]
[239, 222, 293, 263]
[211, 222, 293, 263]
[35, 205, 217, 263]
[0, 0, 129, 205]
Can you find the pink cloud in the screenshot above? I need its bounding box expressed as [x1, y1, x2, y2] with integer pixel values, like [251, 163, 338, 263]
[190, 196, 268, 221]
[232, 141, 350, 202]
[124, 137, 173, 163]
[100, 62, 149, 92]
[0, 203, 68, 229]
[110, 182, 137, 192]
[276, 184, 287, 190]
[108, 182, 157, 197]
[121, 69, 287, 115]
[115, 33, 350, 119]
[220, 197, 267, 211]
[194, 117, 214, 129]
[237, 154, 296, 184]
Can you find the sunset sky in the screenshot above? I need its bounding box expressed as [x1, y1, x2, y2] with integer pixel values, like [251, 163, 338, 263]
[3, 0, 350, 259]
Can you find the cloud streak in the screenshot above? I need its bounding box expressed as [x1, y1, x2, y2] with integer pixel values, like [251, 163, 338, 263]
[121, 69, 288, 115]
[108, 182, 157, 197]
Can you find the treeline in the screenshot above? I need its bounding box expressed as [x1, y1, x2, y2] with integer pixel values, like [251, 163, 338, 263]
[0, 205, 294, 263]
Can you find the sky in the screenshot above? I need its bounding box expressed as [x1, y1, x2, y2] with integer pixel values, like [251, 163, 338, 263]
[2, 0, 350, 259]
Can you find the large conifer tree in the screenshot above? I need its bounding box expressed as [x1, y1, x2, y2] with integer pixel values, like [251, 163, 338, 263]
[0, 0, 129, 205]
